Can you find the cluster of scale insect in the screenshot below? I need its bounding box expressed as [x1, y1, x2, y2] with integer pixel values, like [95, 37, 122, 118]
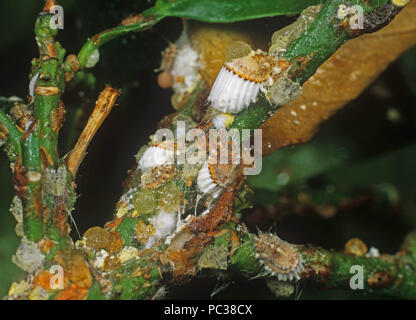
[154, 24, 308, 207]
[130, 135, 202, 247]
[132, 125, 244, 247]
[130, 9, 326, 247]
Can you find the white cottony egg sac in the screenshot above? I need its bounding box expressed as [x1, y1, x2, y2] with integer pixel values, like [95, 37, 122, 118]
[170, 44, 201, 95]
[145, 210, 178, 249]
[208, 66, 262, 114]
[139, 145, 175, 172]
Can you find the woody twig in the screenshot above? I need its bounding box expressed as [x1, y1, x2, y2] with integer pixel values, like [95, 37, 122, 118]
[66, 86, 121, 178]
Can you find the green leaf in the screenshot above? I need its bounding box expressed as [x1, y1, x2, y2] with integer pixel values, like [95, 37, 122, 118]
[155, 0, 325, 23]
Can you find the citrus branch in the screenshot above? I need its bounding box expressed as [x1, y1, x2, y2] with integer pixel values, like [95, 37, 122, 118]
[77, 8, 163, 70]
[221, 228, 416, 299]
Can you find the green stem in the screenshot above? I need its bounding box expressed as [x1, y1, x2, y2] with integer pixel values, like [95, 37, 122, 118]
[227, 229, 416, 299]
[20, 121, 44, 241]
[231, 0, 403, 132]
[21, 127, 41, 171]
[32, 11, 67, 167]
[18, 11, 67, 241]
[33, 94, 62, 167]
[77, 7, 164, 70]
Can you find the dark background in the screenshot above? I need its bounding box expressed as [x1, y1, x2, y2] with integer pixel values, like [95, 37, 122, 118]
[0, 0, 415, 299]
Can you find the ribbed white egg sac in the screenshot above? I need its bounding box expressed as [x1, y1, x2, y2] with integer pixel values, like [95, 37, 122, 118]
[197, 162, 222, 199]
[197, 163, 216, 194]
[208, 66, 261, 114]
